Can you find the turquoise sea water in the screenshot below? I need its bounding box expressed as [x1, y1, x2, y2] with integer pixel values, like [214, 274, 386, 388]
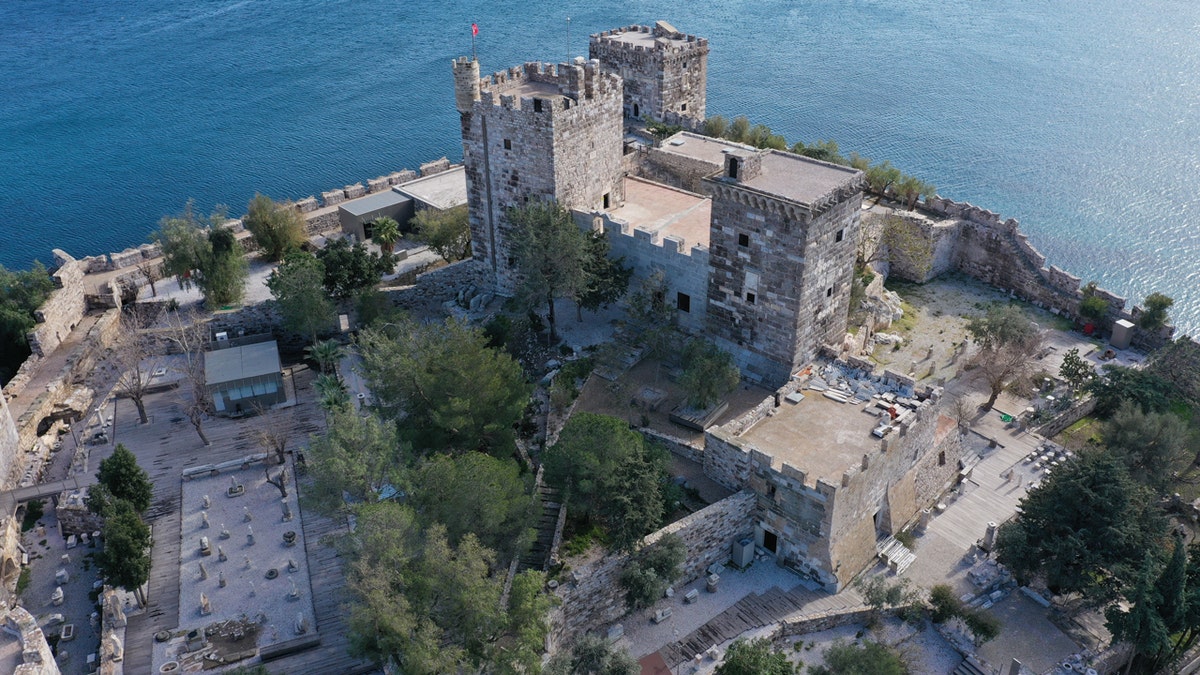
[2, 0, 1198, 332]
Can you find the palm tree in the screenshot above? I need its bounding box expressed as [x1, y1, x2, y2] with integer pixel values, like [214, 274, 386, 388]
[371, 217, 401, 255]
[305, 339, 344, 375]
[314, 373, 350, 415]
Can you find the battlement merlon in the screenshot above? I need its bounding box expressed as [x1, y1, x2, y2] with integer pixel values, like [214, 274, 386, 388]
[455, 58, 619, 112]
[589, 21, 710, 56]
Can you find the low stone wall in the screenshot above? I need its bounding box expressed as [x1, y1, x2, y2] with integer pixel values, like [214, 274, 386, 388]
[1, 604, 60, 675]
[775, 606, 872, 639]
[385, 258, 494, 314]
[642, 428, 703, 464]
[56, 489, 104, 536]
[551, 489, 757, 641]
[28, 252, 88, 359]
[1037, 396, 1097, 439]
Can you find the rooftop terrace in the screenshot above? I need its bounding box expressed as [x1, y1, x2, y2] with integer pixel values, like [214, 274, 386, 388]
[606, 177, 711, 250]
[396, 165, 467, 211]
[738, 393, 886, 486]
[657, 132, 755, 170]
[740, 151, 862, 207]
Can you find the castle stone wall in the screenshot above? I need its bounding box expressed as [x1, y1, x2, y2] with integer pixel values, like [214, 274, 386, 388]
[457, 59, 625, 292]
[705, 176, 862, 386]
[588, 23, 708, 124]
[0, 394, 19, 496]
[551, 490, 756, 641]
[575, 210, 711, 334]
[28, 252, 88, 359]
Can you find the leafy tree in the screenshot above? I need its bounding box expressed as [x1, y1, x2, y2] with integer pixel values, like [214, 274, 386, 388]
[370, 216, 401, 254]
[715, 637, 792, 675]
[0, 261, 55, 383]
[357, 317, 531, 455]
[996, 450, 1166, 602]
[111, 307, 160, 424]
[89, 444, 153, 514]
[509, 201, 589, 342]
[346, 507, 507, 673]
[1106, 554, 1171, 674]
[1155, 536, 1188, 636]
[1139, 292, 1174, 331]
[1104, 401, 1192, 491]
[792, 139, 845, 165]
[544, 413, 669, 548]
[1059, 348, 1096, 393]
[575, 230, 632, 320]
[410, 453, 537, 563]
[966, 305, 1043, 409]
[865, 160, 902, 197]
[412, 204, 471, 263]
[315, 237, 392, 300]
[701, 115, 729, 139]
[894, 174, 935, 210]
[857, 576, 921, 623]
[267, 250, 335, 342]
[355, 288, 399, 328]
[619, 533, 686, 608]
[679, 339, 740, 410]
[1089, 365, 1175, 418]
[544, 634, 640, 675]
[95, 500, 151, 600]
[929, 584, 963, 623]
[1079, 285, 1110, 324]
[152, 202, 248, 307]
[809, 640, 908, 675]
[645, 118, 683, 141]
[727, 115, 751, 143]
[243, 193, 306, 261]
[304, 410, 407, 512]
[502, 570, 557, 674]
[962, 609, 1002, 644]
[304, 338, 344, 375]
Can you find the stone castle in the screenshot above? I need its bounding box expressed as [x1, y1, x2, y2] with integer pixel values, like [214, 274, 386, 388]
[454, 20, 864, 385]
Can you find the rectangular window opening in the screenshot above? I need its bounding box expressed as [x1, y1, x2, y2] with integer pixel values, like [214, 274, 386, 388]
[603, 193, 610, 209]
[826, 287, 833, 297]
[503, 138, 512, 150]
[533, 99, 543, 112]
[737, 232, 749, 247]
[835, 229, 845, 242]
[746, 292, 756, 305]
[677, 292, 691, 312]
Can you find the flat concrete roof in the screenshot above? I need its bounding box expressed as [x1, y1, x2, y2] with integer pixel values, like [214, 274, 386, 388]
[396, 166, 468, 211]
[338, 189, 411, 217]
[738, 393, 884, 486]
[741, 151, 862, 207]
[599, 23, 695, 48]
[205, 341, 281, 386]
[607, 177, 711, 250]
[658, 132, 755, 170]
[493, 79, 562, 103]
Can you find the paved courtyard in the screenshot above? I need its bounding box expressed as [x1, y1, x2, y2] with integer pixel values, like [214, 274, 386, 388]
[151, 461, 316, 672]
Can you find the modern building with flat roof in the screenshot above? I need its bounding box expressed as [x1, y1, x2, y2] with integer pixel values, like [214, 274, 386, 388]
[204, 340, 285, 416]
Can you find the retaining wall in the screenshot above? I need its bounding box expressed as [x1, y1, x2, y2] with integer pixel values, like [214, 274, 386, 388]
[551, 489, 757, 641]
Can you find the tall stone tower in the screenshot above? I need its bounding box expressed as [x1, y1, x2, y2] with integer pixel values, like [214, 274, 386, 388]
[453, 57, 625, 292]
[703, 149, 865, 385]
[589, 21, 708, 126]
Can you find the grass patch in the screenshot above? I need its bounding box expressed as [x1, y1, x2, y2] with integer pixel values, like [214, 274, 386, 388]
[1056, 416, 1103, 450]
[894, 530, 916, 549]
[16, 568, 31, 595]
[20, 499, 44, 532]
[561, 523, 607, 558]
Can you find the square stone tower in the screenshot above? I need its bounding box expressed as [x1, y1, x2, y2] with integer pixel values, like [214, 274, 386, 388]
[589, 21, 708, 126]
[704, 149, 865, 385]
[453, 57, 625, 292]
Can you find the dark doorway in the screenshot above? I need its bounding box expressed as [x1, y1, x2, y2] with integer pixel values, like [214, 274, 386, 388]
[632, 103, 639, 118]
[728, 157, 740, 179]
[763, 530, 778, 554]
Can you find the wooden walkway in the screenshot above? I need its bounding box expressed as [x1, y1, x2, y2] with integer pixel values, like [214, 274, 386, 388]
[659, 584, 865, 668]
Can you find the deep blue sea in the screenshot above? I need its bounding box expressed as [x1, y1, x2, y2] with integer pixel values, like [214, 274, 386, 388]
[2, 1, 1198, 332]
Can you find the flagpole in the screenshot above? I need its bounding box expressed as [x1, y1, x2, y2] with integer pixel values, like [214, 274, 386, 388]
[472, 23, 477, 62]
[566, 17, 571, 62]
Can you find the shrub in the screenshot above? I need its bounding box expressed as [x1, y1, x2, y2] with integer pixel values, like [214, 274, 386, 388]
[20, 500, 43, 531]
[929, 584, 962, 623]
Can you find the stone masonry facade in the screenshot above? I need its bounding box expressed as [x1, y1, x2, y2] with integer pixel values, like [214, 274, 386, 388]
[588, 22, 709, 126]
[454, 57, 625, 293]
[704, 156, 863, 384]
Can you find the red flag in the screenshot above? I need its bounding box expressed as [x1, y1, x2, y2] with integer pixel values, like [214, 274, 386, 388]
[472, 23, 479, 36]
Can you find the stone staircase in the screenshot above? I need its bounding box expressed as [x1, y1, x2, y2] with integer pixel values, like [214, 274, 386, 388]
[659, 584, 864, 667]
[953, 655, 990, 675]
[518, 484, 562, 572]
[877, 535, 917, 574]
